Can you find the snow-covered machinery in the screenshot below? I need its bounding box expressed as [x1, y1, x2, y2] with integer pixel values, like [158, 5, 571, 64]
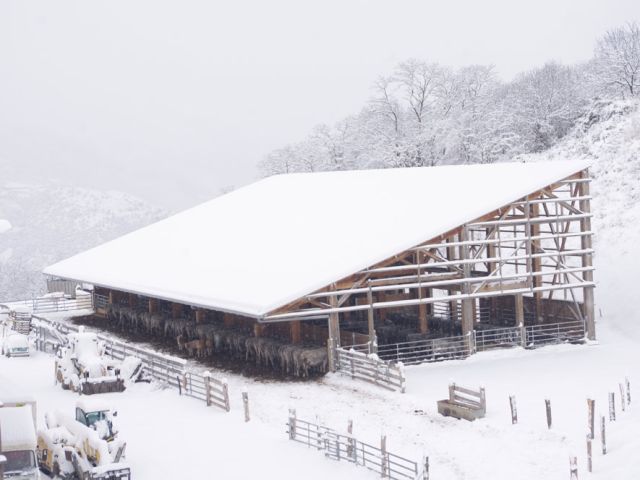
[2, 331, 30, 357]
[55, 328, 143, 395]
[0, 398, 40, 480]
[37, 399, 130, 479]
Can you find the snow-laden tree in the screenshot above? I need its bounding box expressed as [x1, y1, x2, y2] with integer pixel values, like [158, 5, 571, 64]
[593, 22, 640, 97]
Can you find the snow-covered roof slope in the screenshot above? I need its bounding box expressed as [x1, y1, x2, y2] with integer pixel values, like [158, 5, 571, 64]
[44, 161, 588, 317]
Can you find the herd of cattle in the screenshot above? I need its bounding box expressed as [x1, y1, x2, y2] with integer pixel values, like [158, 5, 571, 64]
[104, 304, 328, 377]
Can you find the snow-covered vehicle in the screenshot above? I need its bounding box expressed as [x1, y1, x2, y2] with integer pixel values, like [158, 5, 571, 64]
[55, 328, 143, 395]
[37, 399, 130, 480]
[2, 331, 30, 357]
[0, 399, 40, 479]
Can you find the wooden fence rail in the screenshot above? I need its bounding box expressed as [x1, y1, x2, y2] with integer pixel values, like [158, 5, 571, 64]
[287, 413, 427, 480]
[335, 346, 406, 393]
[30, 315, 231, 413]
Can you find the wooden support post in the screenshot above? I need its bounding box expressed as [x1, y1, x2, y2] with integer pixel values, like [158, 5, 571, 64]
[108, 290, 114, 305]
[619, 383, 626, 412]
[626, 377, 631, 404]
[529, 201, 544, 323]
[460, 227, 474, 337]
[579, 175, 595, 340]
[545, 399, 552, 429]
[195, 309, 206, 324]
[509, 395, 518, 424]
[148, 298, 157, 314]
[378, 290, 387, 322]
[609, 392, 616, 421]
[224, 313, 234, 327]
[254, 322, 264, 337]
[171, 302, 182, 319]
[128, 293, 136, 309]
[203, 371, 212, 407]
[587, 438, 592, 473]
[242, 389, 250, 422]
[600, 416, 607, 454]
[288, 409, 297, 440]
[446, 236, 459, 323]
[569, 456, 578, 480]
[515, 294, 524, 328]
[290, 320, 301, 344]
[367, 284, 376, 342]
[328, 293, 340, 347]
[587, 399, 595, 439]
[381, 434, 388, 479]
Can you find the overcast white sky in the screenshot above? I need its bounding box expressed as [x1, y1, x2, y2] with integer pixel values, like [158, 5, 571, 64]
[1, 0, 639, 210]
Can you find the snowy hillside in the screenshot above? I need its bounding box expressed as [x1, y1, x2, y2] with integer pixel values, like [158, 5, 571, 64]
[0, 183, 164, 299]
[519, 99, 640, 339]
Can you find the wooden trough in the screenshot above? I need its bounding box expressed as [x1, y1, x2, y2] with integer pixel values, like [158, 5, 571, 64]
[437, 383, 486, 421]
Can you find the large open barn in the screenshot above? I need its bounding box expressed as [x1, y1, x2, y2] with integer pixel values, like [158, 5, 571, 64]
[43, 161, 595, 377]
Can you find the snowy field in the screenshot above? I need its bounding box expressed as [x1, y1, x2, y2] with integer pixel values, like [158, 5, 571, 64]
[1, 314, 637, 479]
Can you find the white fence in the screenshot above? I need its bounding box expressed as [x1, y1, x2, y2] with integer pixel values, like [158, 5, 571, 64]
[374, 320, 586, 366]
[335, 346, 406, 393]
[376, 334, 473, 366]
[31, 316, 231, 413]
[2, 294, 94, 315]
[287, 412, 428, 480]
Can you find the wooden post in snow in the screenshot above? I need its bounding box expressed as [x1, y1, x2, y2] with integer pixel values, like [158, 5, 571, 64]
[569, 456, 578, 480]
[288, 409, 296, 440]
[587, 399, 595, 439]
[381, 434, 388, 479]
[422, 456, 430, 480]
[545, 399, 552, 429]
[509, 395, 518, 424]
[579, 174, 596, 340]
[203, 371, 212, 407]
[347, 419, 355, 459]
[586, 438, 592, 473]
[626, 377, 631, 404]
[600, 416, 606, 455]
[609, 393, 616, 421]
[619, 383, 626, 412]
[242, 389, 250, 422]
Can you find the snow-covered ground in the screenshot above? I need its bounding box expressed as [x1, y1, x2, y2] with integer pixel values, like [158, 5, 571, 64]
[1, 314, 637, 479]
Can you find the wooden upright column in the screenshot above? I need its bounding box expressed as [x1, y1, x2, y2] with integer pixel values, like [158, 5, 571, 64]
[224, 313, 234, 327]
[171, 303, 182, 319]
[328, 293, 340, 346]
[290, 320, 302, 344]
[515, 294, 524, 327]
[418, 288, 430, 334]
[128, 293, 136, 309]
[195, 309, 206, 324]
[148, 298, 157, 314]
[446, 236, 460, 323]
[460, 227, 474, 336]
[529, 201, 544, 323]
[580, 175, 596, 340]
[367, 285, 375, 342]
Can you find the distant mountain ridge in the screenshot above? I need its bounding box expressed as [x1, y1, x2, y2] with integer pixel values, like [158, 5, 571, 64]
[0, 182, 164, 299]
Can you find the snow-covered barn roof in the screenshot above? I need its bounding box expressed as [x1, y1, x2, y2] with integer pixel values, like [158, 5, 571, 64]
[44, 161, 589, 318]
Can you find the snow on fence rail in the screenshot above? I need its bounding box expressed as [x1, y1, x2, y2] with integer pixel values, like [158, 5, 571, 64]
[31, 315, 231, 413]
[2, 294, 94, 315]
[287, 411, 427, 480]
[335, 346, 406, 393]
